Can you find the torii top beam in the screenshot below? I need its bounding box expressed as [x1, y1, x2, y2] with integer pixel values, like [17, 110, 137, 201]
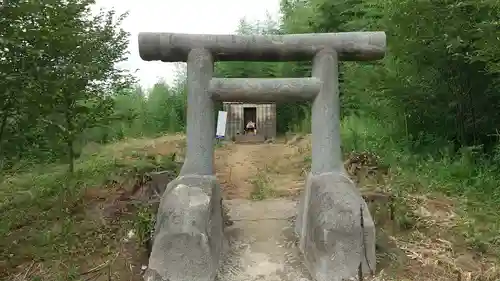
[138, 32, 386, 62]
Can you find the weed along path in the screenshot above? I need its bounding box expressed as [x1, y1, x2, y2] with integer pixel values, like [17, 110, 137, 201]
[214, 140, 312, 281]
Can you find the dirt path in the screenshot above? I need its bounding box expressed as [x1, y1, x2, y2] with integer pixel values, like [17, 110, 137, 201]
[215, 140, 307, 199]
[213, 140, 313, 280]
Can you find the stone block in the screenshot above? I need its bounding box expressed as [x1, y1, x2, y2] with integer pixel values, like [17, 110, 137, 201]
[144, 175, 224, 281]
[296, 172, 376, 281]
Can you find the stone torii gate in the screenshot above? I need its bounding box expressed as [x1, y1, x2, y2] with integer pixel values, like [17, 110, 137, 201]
[139, 31, 386, 281]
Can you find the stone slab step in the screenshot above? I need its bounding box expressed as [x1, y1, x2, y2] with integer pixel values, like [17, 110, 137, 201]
[234, 134, 266, 143]
[224, 198, 298, 221]
[218, 199, 312, 281]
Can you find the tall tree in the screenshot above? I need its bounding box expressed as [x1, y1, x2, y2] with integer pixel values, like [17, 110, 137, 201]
[0, 0, 133, 172]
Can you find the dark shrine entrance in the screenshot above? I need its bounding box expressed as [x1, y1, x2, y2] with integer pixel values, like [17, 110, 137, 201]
[243, 107, 257, 131]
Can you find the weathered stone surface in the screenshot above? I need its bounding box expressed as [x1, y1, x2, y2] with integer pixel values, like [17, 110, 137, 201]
[296, 172, 376, 281]
[311, 49, 343, 173]
[209, 78, 320, 102]
[144, 175, 225, 281]
[180, 48, 215, 176]
[218, 199, 311, 281]
[138, 32, 386, 62]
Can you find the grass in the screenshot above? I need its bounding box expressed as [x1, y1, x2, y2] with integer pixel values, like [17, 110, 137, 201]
[342, 117, 500, 249]
[0, 135, 184, 281]
[250, 170, 275, 200]
[338, 116, 500, 279]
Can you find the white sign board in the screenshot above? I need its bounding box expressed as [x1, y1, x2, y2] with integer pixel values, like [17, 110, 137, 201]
[216, 111, 227, 138]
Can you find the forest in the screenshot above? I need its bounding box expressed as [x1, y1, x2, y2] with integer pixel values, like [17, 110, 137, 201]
[4, 0, 499, 204]
[1, 0, 500, 279]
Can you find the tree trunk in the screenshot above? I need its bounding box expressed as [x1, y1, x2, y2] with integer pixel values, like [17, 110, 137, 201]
[67, 137, 74, 173]
[64, 97, 75, 173]
[0, 111, 9, 157]
[0, 97, 13, 156]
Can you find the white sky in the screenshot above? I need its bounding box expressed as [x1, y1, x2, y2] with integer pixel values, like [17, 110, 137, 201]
[93, 0, 281, 89]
